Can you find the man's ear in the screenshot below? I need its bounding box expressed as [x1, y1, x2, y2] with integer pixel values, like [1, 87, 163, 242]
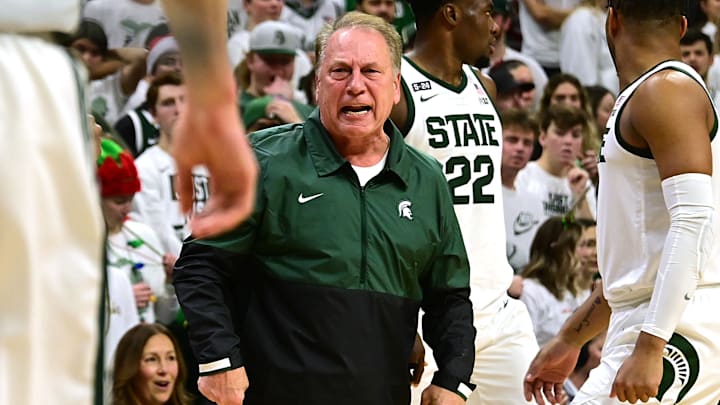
[441, 2, 460, 28]
[606, 6, 619, 38]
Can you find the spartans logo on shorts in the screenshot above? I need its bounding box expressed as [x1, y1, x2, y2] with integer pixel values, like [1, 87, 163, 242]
[657, 333, 700, 403]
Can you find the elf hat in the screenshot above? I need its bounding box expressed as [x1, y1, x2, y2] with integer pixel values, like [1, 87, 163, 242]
[97, 138, 141, 197]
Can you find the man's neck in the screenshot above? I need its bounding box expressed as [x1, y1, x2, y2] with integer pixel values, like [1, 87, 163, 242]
[537, 155, 568, 177]
[407, 37, 466, 87]
[328, 130, 390, 167]
[501, 166, 519, 189]
[614, 37, 681, 89]
[158, 131, 171, 153]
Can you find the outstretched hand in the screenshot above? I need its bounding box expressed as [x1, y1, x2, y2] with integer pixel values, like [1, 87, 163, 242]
[172, 102, 258, 239]
[524, 337, 579, 405]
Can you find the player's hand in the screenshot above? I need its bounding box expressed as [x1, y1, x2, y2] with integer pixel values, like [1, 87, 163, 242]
[524, 337, 579, 405]
[171, 101, 258, 239]
[611, 332, 665, 403]
[408, 333, 426, 386]
[198, 367, 249, 405]
[420, 384, 465, 405]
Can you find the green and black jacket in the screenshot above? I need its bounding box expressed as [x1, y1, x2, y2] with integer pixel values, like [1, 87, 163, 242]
[174, 110, 476, 404]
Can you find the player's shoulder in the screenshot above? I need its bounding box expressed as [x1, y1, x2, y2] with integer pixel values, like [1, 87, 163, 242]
[468, 64, 497, 97]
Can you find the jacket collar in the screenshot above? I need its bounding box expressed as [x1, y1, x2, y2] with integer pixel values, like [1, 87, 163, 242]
[303, 109, 411, 188]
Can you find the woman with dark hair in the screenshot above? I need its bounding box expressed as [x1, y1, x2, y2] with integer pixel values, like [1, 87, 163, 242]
[112, 323, 191, 405]
[521, 216, 586, 346]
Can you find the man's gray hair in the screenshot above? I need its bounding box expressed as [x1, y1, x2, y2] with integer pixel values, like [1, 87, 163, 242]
[315, 11, 403, 74]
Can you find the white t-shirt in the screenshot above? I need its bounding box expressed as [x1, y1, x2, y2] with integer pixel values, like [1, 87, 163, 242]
[83, 0, 166, 48]
[520, 278, 586, 346]
[89, 71, 128, 125]
[519, 0, 580, 68]
[131, 145, 209, 255]
[106, 220, 175, 323]
[1, 0, 80, 33]
[503, 185, 543, 274]
[281, 0, 343, 52]
[560, 7, 618, 94]
[515, 161, 597, 226]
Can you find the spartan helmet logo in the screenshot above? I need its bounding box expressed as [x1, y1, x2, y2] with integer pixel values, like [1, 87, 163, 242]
[273, 30, 286, 45]
[657, 333, 700, 403]
[398, 200, 413, 221]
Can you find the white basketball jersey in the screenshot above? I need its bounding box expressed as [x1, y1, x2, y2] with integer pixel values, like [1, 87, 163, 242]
[598, 60, 720, 308]
[1, 0, 80, 33]
[401, 57, 512, 310]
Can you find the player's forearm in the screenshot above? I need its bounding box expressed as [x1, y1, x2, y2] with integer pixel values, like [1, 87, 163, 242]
[162, 0, 236, 105]
[556, 286, 610, 347]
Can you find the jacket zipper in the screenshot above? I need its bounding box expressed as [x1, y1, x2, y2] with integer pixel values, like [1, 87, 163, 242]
[359, 185, 368, 288]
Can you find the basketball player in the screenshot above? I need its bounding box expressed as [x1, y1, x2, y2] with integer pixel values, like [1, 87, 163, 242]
[524, 1, 720, 403]
[391, 1, 539, 403]
[1, 1, 258, 403]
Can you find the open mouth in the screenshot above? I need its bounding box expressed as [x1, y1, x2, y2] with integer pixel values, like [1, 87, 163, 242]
[154, 381, 171, 389]
[341, 105, 372, 116]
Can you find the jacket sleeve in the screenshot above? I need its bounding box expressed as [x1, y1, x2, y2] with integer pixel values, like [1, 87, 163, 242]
[172, 159, 266, 376]
[420, 174, 476, 400]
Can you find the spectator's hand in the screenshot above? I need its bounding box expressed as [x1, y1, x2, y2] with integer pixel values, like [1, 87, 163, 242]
[172, 101, 258, 239]
[567, 166, 590, 200]
[408, 333, 426, 386]
[198, 367, 249, 405]
[162, 253, 177, 280]
[524, 336, 578, 405]
[611, 332, 664, 404]
[580, 150, 599, 187]
[266, 98, 303, 124]
[420, 384, 465, 405]
[132, 282, 153, 308]
[263, 76, 294, 100]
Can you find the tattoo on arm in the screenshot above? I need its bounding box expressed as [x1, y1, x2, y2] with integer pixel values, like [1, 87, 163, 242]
[574, 296, 602, 334]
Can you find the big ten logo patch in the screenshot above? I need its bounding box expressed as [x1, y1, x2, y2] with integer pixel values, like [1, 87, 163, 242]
[411, 81, 432, 92]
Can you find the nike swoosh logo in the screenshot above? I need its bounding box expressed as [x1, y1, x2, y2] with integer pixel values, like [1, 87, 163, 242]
[298, 192, 324, 204]
[684, 293, 693, 300]
[420, 94, 439, 102]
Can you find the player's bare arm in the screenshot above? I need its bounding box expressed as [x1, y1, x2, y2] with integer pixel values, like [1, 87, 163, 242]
[162, 0, 258, 238]
[610, 69, 714, 404]
[524, 285, 611, 404]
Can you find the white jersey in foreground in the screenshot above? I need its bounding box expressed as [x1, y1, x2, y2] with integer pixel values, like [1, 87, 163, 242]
[0, 33, 104, 405]
[401, 57, 512, 309]
[597, 60, 720, 309]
